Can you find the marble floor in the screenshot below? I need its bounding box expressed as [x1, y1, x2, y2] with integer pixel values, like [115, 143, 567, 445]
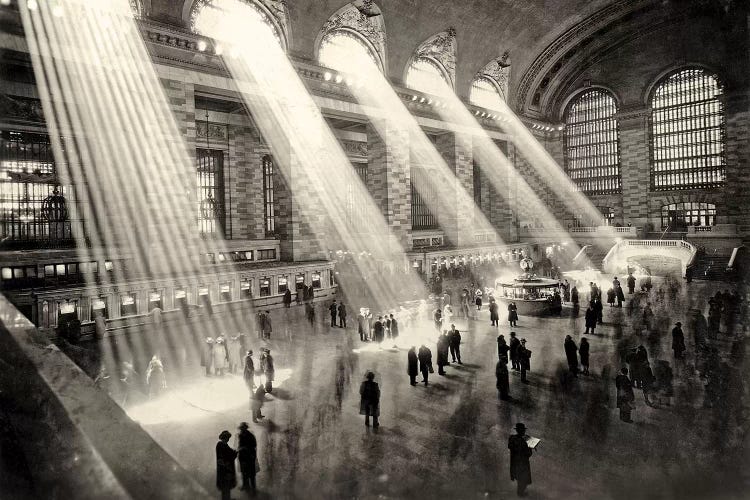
[93, 279, 748, 499]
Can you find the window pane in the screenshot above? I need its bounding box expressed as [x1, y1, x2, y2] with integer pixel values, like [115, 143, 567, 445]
[563, 90, 621, 195]
[470, 77, 504, 110]
[262, 156, 275, 236]
[406, 58, 451, 97]
[196, 148, 225, 235]
[650, 68, 726, 190]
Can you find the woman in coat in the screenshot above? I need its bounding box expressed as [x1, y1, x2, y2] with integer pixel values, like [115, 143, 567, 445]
[216, 430, 237, 500]
[508, 302, 519, 327]
[407, 347, 419, 385]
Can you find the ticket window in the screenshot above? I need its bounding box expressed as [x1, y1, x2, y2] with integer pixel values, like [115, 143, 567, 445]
[91, 297, 108, 320]
[259, 278, 271, 297]
[120, 293, 137, 317]
[295, 274, 305, 290]
[219, 282, 232, 302]
[58, 300, 78, 323]
[312, 272, 321, 289]
[174, 288, 188, 309]
[198, 286, 210, 306]
[278, 277, 288, 294]
[240, 279, 252, 299]
[148, 291, 162, 311]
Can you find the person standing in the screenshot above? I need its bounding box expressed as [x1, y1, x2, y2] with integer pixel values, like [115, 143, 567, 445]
[579, 337, 590, 375]
[213, 337, 228, 377]
[359, 372, 380, 428]
[672, 322, 686, 359]
[215, 430, 237, 500]
[564, 335, 578, 377]
[262, 311, 272, 340]
[418, 344, 433, 386]
[263, 349, 275, 393]
[237, 423, 257, 492]
[627, 273, 636, 294]
[509, 332, 521, 371]
[252, 384, 265, 422]
[338, 302, 347, 328]
[329, 300, 338, 328]
[448, 324, 462, 364]
[407, 347, 419, 386]
[373, 316, 384, 344]
[489, 298, 499, 327]
[389, 314, 399, 344]
[571, 286, 580, 316]
[615, 367, 635, 422]
[496, 360, 510, 400]
[436, 333, 450, 375]
[243, 350, 255, 391]
[508, 423, 533, 497]
[518, 339, 531, 383]
[283, 288, 292, 308]
[475, 289, 483, 310]
[498, 334, 510, 363]
[615, 283, 625, 308]
[508, 301, 519, 327]
[584, 303, 597, 334]
[594, 298, 604, 325]
[358, 309, 368, 342]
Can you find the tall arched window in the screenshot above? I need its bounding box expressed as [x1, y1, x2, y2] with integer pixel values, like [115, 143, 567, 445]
[650, 68, 726, 190]
[318, 30, 380, 72]
[262, 155, 275, 236]
[470, 77, 504, 111]
[406, 57, 451, 97]
[191, 0, 286, 50]
[563, 89, 621, 194]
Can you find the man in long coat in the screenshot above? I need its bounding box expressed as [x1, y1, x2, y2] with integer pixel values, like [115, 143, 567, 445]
[509, 332, 521, 371]
[237, 422, 257, 492]
[518, 339, 532, 383]
[216, 430, 237, 500]
[359, 371, 380, 427]
[436, 333, 450, 375]
[373, 316, 384, 344]
[616, 367, 635, 422]
[329, 300, 338, 327]
[263, 349, 275, 393]
[243, 350, 255, 391]
[672, 322, 686, 359]
[448, 324, 462, 364]
[564, 335, 579, 376]
[508, 422, 533, 496]
[496, 361, 510, 400]
[498, 334, 510, 363]
[627, 273, 636, 294]
[418, 344, 432, 386]
[407, 347, 419, 386]
[338, 302, 347, 328]
[585, 304, 597, 334]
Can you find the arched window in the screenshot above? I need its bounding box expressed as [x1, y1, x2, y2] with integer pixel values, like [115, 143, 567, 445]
[262, 155, 275, 236]
[318, 30, 380, 72]
[191, 0, 285, 50]
[650, 68, 726, 190]
[661, 202, 716, 229]
[470, 77, 504, 111]
[563, 89, 621, 195]
[406, 57, 451, 97]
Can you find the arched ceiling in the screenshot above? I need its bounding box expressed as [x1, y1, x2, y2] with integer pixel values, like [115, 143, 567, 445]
[149, 0, 650, 105]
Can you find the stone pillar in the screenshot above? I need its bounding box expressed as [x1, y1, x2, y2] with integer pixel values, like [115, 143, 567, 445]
[617, 107, 652, 230]
[723, 92, 750, 235]
[366, 121, 412, 250]
[436, 132, 474, 247]
[227, 125, 266, 240]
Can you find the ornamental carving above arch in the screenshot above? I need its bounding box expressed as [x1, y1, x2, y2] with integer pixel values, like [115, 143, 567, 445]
[320, 1, 387, 71]
[476, 51, 511, 101]
[188, 0, 290, 50]
[412, 28, 457, 88]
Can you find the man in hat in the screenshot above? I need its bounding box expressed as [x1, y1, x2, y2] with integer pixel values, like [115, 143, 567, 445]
[263, 348, 275, 393]
[243, 350, 255, 392]
[509, 332, 521, 371]
[216, 430, 237, 500]
[564, 335, 578, 377]
[329, 300, 338, 327]
[518, 339, 532, 383]
[508, 422, 533, 496]
[448, 324, 462, 364]
[359, 371, 380, 427]
[671, 322, 686, 359]
[237, 422, 258, 492]
[616, 367, 635, 422]
[496, 360, 510, 400]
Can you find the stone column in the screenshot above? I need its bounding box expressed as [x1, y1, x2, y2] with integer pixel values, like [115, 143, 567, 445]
[436, 132, 475, 247]
[723, 91, 750, 235]
[366, 121, 412, 251]
[617, 107, 652, 230]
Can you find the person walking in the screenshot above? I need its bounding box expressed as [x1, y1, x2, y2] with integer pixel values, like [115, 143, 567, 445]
[584, 303, 597, 334]
[418, 344, 433, 386]
[243, 350, 255, 391]
[496, 360, 510, 400]
[329, 300, 338, 328]
[498, 334, 510, 363]
[215, 430, 237, 500]
[518, 339, 531, 383]
[509, 332, 521, 371]
[672, 322, 686, 359]
[615, 367, 635, 422]
[564, 335, 578, 377]
[448, 324, 462, 364]
[579, 337, 590, 375]
[263, 349, 275, 393]
[237, 422, 257, 492]
[338, 302, 347, 328]
[489, 298, 499, 327]
[407, 346, 419, 386]
[508, 423, 533, 497]
[508, 301, 519, 327]
[359, 372, 380, 428]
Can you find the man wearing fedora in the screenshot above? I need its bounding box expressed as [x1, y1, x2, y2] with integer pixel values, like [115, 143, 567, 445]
[359, 371, 380, 427]
[508, 422, 533, 497]
[237, 422, 258, 492]
[215, 430, 237, 500]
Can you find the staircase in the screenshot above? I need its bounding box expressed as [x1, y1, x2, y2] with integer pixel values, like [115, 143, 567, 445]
[689, 249, 732, 281]
[573, 245, 609, 271]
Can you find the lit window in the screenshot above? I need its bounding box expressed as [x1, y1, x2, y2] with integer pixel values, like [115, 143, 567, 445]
[406, 57, 451, 97]
[470, 77, 504, 111]
[319, 30, 380, 72]
[240, 278, 252, 299]
[661, 202, 716, 229]
[278, 276, 288, 294]
[197, 149, 225, 235]
[104, 261, 113, 271]
[312, 272, 321, 289]
[174, 288, 188, 309]
[259, 278, 271, 297]
[91, 298, 107, 319]
[295, 273, 305, 289]
[563, 89, 621, 195]
[346, 163, 368, 227]
[44, 264, 55, 277]
[650, 68, 726, 190]
[1, 267, 11, 280]
[219, 282, 232, 302]
[411, 167, 439, 230]
[191, 0, 284, 50]
[55, 264, 66, 276]
[262, 155, 275, 236]
[120, 293, 137, 317]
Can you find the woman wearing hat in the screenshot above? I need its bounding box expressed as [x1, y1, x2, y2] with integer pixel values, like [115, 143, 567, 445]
[216, 430, 237, 500]
[508, 423, 533, 497]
